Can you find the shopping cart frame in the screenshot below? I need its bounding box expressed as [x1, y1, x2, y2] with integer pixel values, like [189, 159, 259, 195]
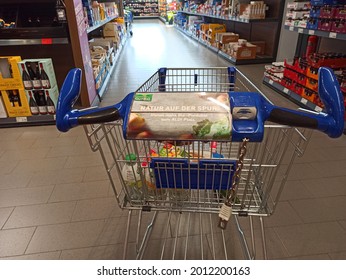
[57, 66, 344, 259]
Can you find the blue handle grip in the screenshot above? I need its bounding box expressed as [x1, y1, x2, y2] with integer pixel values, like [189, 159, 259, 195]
[266, 67, 344, 138]
[56, 68, 132, 132]
[230, 67, 344, 141]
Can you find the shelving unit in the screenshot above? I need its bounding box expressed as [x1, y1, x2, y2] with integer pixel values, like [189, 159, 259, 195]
[175, 0, 285, 65]
[284, 25, 346, 40]
[263, 22, 346, 120]
[86, 15, 118, 33]
[263, 0, 346, 133]
[175, 23, 275, 65]
[94, 37, 126, 103]
[0, 0, 126, 127]
[263, 76, 324, 112]
[124, 0, 159, 17]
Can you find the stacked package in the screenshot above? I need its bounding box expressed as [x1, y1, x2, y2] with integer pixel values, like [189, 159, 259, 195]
[239, 1, 267, 20]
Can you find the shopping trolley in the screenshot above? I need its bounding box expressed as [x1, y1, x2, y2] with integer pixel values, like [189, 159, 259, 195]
[56, 67, 344, 260]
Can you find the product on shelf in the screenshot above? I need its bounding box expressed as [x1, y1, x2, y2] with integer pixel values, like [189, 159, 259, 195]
[56, 0, 67, 23]
[18, 59, 59, 116]
[18, 59, 57, 91]
[0, 56, 24, 90]
[239, 1, 267, 20]
[0, 56, 32, 117]
[82, 1, 119, 28]
[265, 51, 346, 111]
[249, 40, 266, 55]
[221, 39, 257, 60]
[1, 89, 31, 117]
[124, 0, 159, 17]
[215, 32, 239, 49]
[286, 1, 346, 33]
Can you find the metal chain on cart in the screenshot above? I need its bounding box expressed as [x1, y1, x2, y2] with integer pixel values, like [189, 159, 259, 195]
[218, 138, 249, 230]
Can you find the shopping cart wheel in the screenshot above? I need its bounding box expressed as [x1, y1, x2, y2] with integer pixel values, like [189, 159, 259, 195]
[130, 31, 133, 36]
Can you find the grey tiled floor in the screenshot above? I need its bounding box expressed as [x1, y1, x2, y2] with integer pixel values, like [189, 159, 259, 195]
[0, 20, 346, 260]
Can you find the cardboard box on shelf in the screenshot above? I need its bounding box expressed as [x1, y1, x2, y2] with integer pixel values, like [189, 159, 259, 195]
[239, 1, 266, 20]
[18, 59, 58, 91]
[216, 32, 239, 44]
[287, 2, 311, 11]
[0, 56, 24, 90]
[103, 22, 119, 37]
[229, 42, 257, 60]
[89, 38, 114, 51]
[249, 41, 266, 55]
[1, 88, 31, 117]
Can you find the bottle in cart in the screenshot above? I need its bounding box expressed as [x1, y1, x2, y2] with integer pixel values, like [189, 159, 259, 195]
[40, 63, 51, 89]
[121, 154, 142, 199]
[28, 91, 39, 115]
[45, 91, 55, 115]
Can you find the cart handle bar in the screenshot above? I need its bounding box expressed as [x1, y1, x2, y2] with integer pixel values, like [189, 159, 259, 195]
[56, 67, 344, 139]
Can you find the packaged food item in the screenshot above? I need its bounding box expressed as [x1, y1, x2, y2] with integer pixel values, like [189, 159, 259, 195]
[121, 154, 142, 198]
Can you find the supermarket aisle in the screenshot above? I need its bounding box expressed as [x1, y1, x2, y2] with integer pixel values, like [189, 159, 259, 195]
[0, 20, 345, 260]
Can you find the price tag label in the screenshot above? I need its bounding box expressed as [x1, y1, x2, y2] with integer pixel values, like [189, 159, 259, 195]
[315, 106, 323, 112]
[298, 28, 304, 33]
[16, 117, 27, 123]
[268, 79, 274, 85]
[289, 26, 294, 31]
[301, 98, 308, 105]
[329, 32, 337, 39]
[308, 30, 315, 35]
[283, 88, 289, 93]
[53, 115, 56, 121]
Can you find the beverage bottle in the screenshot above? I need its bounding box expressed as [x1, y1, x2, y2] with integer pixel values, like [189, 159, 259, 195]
[56, 0, 67, 22]
[45, 91, 55, 114]
[40, 63, 51, 89]
[33, 63, 42, 89]
[7, 90, 15, 107]
[11, 90, 21, 107]
[28, 91, 39, 115]
[121, 154, 142, 199]
[305, 35, 318, 59]
[35, 17, 41, 27]
[21, 64, 33, 90]
[37, 90, 47, 115]
[27, 17, 33, 27]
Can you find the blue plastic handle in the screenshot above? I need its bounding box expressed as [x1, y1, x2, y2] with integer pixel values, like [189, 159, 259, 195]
[56, 68, 133, 132]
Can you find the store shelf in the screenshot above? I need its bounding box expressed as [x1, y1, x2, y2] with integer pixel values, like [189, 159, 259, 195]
[179, 10, 277, 23]
[87, 15, 118, 33]
[134, 16, 159, 19]
[95, 37, 127, 104]
[175, 25, 275, 65]
[0, 38, 69, 46]
[0, 115, 56, 128]
[284, 25, 346, 41]
[263, 76, 324, 112]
